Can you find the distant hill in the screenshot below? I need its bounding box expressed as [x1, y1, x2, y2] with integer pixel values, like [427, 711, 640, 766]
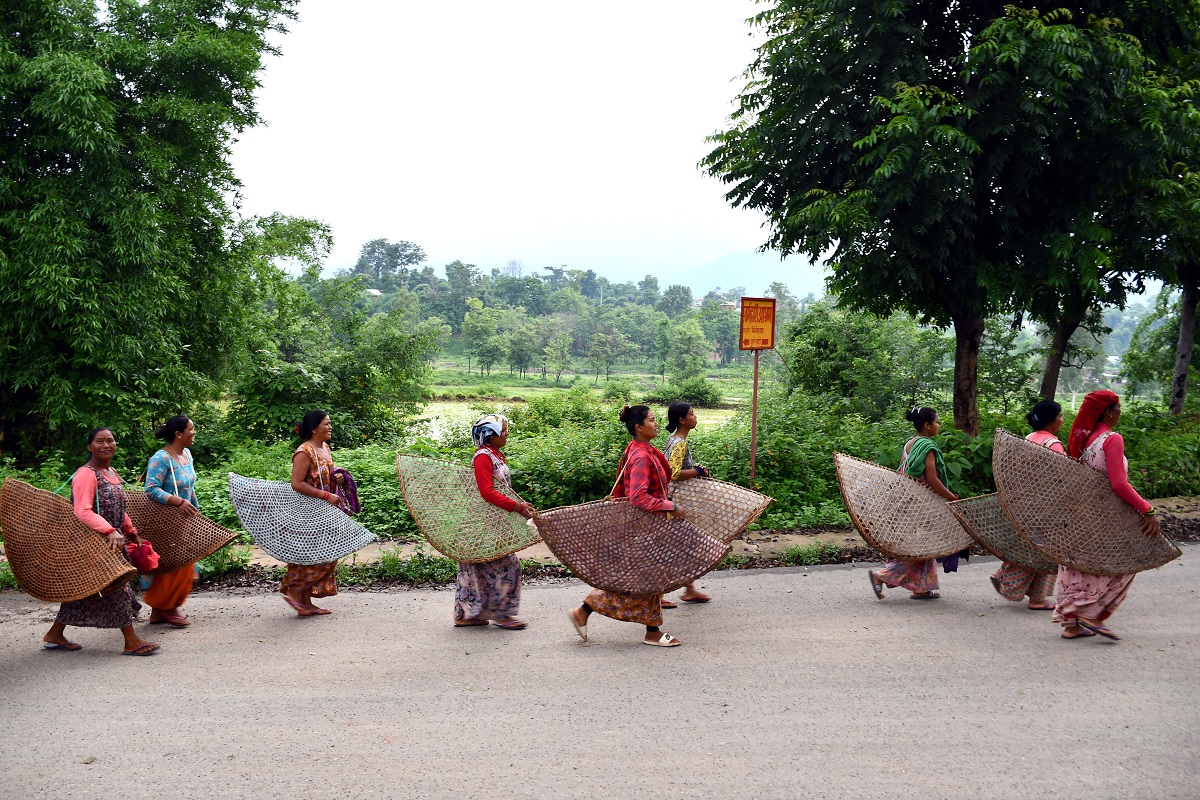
[658, 250, 828, 299]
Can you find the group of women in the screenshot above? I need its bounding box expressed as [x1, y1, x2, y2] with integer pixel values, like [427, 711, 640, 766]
[35, 388, 1161, 655]
[868, 390, 1160, 642]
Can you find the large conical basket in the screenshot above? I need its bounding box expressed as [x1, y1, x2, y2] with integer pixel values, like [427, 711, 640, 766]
[228, 473, 376, 565]
[0, 479, 136, 603]
[396, 453, 541, 563]
[991, 429, 1180, 576]
[668, 477, 773, 543]
[949, 493, 1057, 574]
[833, 453, 974, 560]
[123, 492, 238, 574]
[532, 498, 730, 595]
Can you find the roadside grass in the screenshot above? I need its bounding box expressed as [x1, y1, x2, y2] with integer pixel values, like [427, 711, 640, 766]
[0, 560, 17, 590]
[778, 540, 844, 566]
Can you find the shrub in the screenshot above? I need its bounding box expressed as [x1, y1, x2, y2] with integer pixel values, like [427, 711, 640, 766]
[197, 544, 252, 580]
[642, 376, 723, 407]
[602, 379, 635, 402]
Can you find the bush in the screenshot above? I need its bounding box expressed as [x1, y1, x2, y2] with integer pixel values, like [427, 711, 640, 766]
[642, 376, 723, 407]
[197, 544, 252, 580]
[602, 379, 635, 402]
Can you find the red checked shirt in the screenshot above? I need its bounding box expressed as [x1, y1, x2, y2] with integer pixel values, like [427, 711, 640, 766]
[612, 440, 675, 514]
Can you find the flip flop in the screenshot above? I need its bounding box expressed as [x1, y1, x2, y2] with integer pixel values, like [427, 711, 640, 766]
[1076, 619, 1120, 640]
[454, 618, 489, 627]
[1026, 603, 1055, 611]
[868, 571, 884, 600]
[568, 610, 587, 642]
[42, 641, 82, 651]
[160, 612, 191, 627]
[660, 598, 678, 609]
[1061, 627, 1097, 639]
[910, 591, 940, 600]
[492, 618, 527, 630]
[643, 633, 681, 647]
[283, 596, 324, 617]
[989, 574, 1005, 598]
[680, 593, 711, 603]
[122, 643, 160, 656]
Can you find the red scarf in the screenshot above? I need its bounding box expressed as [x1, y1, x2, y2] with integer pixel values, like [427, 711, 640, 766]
[1067, 389, 1120, 458]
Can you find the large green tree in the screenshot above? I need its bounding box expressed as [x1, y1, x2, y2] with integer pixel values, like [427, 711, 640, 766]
[0, 0, 297, 456]
[703, 2, 1197, 434]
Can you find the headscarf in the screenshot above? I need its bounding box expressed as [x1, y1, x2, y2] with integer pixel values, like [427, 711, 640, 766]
[1067, 390, 1120, 458]
[471, 414, 508, 447]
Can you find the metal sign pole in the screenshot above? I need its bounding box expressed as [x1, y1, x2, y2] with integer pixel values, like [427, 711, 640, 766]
[750, 349, 759, 482]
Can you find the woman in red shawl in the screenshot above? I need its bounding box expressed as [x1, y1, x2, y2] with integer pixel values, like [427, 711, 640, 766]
[568, 405, 686, 647]
[1054, 390, 1160, 641]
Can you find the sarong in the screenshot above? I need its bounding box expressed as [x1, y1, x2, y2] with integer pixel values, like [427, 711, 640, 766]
[992, 562, 1054, 602]
[455, 554, 521, 621]
[142, 564, 195, 610]
[280, 561, 338, 598]
[875, 559, 938, 594]
[56, 584, 141, 628]
[1052, 566, 1134, 626]
[585, 589, 663, 627]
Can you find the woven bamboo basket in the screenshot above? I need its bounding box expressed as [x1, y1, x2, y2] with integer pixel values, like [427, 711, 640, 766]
[668, 478, 773, 544]
[532, 498, 730, 595]
[228, 473, 376, 565]
[396, 453, 541, 563]
[123, 491, 238, 574]
[991, 429, 1181, 576]
[0, 479, 136, 603]
[949, 492, 1057, 574]
[833, 453, 974, 560]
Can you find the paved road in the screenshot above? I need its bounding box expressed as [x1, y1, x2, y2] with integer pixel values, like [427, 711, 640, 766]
[1, 550, 1197, 800]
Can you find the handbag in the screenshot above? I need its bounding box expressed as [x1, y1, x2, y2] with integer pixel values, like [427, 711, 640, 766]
[125, 539, 161, 572]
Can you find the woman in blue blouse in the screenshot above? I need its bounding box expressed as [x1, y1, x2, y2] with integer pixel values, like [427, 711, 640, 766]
[143, 415, 200, 626]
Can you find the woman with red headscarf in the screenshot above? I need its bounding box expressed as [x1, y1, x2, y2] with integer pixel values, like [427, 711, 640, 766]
[1054, 390, 1160, 641]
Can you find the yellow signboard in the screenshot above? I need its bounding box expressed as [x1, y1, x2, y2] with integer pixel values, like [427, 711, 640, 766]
[739, 297, 776, 350]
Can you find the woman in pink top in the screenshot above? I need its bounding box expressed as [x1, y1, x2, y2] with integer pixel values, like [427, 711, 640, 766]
[1054, 391, 1161, 641]
[989, 400, 1061, 610]
[40, 427, 160, 656]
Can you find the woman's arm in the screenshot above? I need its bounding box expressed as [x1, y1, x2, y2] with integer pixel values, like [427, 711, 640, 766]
[71, 468, 115, 533]
[1101, 434, 1159, 535]
[291, 449, 339, 505]
[473, 452, 524, 514]
[923, 452, 958, 501]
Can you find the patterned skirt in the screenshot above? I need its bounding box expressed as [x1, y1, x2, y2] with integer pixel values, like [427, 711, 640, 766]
[585, 589, 663, 627]
[56, 584, 141, 629]
[1052, 566, 1135, 626]
[455, 554, 521, 621]
[875, 559, 939, 594]
[992, 562, 1055, 602]
[280, 562, 338, 598]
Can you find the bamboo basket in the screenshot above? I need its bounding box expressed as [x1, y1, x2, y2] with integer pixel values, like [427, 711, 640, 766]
[532, 498, 730, 595]
[123, 491, 238, 574]
[949, 492, 1057, 574]
[991, 429, 1180, 576]
[668, 477, 772, 543]
[0, 478, 136, 603]
[833, 453, 974, 560]
[396, 453, 540, 563]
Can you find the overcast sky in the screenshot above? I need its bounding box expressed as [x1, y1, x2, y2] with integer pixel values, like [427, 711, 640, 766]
[228, 0, 829, 297]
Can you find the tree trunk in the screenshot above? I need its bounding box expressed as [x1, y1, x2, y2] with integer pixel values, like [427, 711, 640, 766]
[951, 312, 985, 436]
[1169, 278, 1198, 415]
[1038, 316, 1082, 401]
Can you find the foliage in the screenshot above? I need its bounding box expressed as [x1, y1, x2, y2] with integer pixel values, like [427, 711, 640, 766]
[197, 544, 252, 580]
[0, 560, 16, 590]
[1123, 291, 1199, 411]
[778, 541, 843, 567]
[665, 318, 710, 382]
[977, 317, 1039, 414]
[642, 377, 723, 408]
[0, 0, 299, 459]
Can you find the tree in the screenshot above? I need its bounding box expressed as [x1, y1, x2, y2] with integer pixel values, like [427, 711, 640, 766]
[586, 332, 623, 383]
[638, 275, 661, 306]
[699, 308, 742, 365]
[434, 260, 481, 333]
[351, 238, 425, 291]
[977, 317, 1036, 414]
[666, 319, 710, 382]
[461, 299, 500, 374]
[505, 318, 539, 377]
[766, 282, 802, 331]
[657, 284, 694, 319]
[703, 3, 1198, 435]
[0, 0, 300, 457]
[544, 331, 573, 384]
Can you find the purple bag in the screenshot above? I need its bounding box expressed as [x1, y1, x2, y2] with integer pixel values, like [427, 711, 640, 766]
[332, 468, 360, 515]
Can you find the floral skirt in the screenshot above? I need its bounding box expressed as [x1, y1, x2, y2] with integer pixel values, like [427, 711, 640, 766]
[584, 589, 663, 627]
[455, 555, 521, 621]
[992, 562, 1054, 602]
[875, 559, 938, 594]
[280, 562, 338, 599]
[1052, 566, 1134, 626]
[56, 583, 141, 629]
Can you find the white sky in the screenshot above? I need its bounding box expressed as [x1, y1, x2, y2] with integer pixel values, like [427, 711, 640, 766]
[228, 0, 828, 295]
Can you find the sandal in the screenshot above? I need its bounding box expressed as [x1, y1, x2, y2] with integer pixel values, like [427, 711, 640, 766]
[660, 598, 678, 609]
[910, 591, 940, 600]
[680, 592, 711, 603]
[568, 610, 587, 642]
[42, 640, 82, 651]
[1061, 627, 1097, 639]
[283, 596, 324, 617]
[492, 618, 527, 630]
[643, 633, 681, 647]
[1076, 619, 1120, 640]
[1026, 602, 1055, 611]
[122, 643, 160, 656]
[160, 612, 191, 627]
[989, 574, 1004, 598]
[454, 618, 489, 627]
[868, 570, 884, 600]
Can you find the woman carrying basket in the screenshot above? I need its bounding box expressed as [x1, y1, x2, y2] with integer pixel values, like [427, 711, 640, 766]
[455, 414, 534, 630]
[569, 405, 685, 647]
[41, 427, 160, 656]
[661, 401, 712, 607]
[143, 415, 200, 627]
[281, 410, 345, 617]
[988, 400, 1061, 610]
[869, 407, 958, 601]
[1054, 391, 1159, 641]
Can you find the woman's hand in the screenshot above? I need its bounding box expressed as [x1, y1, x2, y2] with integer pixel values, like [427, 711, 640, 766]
[669, 504, 686, 520]
[694, 465, 708, 478]
[325, 491, 342, 507]
[334, 472, 346, 485]
[105, 531, 125, 552]
[515, 501, 535, 519]
[172, 497, 199, 518]
[1141, 513, 1160, 537]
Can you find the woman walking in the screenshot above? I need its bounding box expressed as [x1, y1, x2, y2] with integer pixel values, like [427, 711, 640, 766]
[869, 407, 958, 601]
[41, 427, 160, 656]
[661, 401, 711, 606]
[1054, 391, 1159, 641]
[281, 410, 345, 617]
[988, 400, 1061, 610]
[143, 415, 200, 627]
[569, 405, 685, 647]
[455, 414, 534, 630]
